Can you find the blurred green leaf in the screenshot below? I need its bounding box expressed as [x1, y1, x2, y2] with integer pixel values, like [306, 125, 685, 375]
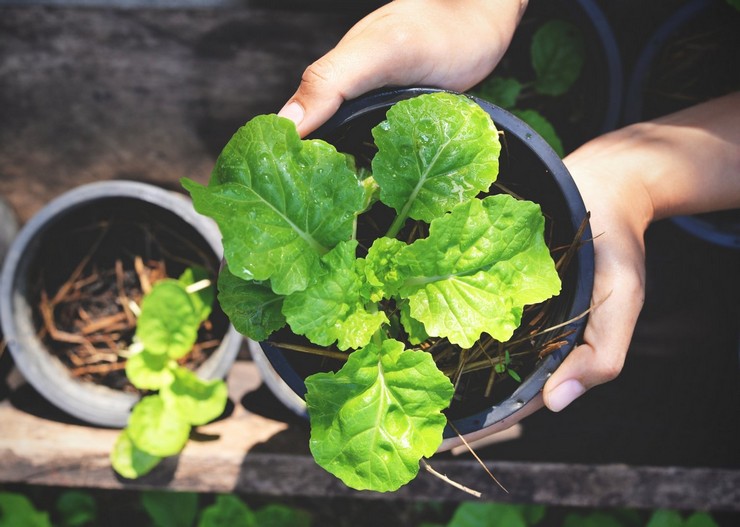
[140, 491, 198, 527]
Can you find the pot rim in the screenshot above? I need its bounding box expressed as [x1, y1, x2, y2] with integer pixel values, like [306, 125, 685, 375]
[0, 179, 242, 428]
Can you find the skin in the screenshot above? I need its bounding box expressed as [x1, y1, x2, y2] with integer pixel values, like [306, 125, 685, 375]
[277, 0, 740, 420]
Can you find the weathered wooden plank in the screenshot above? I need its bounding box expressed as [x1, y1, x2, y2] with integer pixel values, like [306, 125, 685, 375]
[1, 362, 739, 510]
[0, 5, 359, 223]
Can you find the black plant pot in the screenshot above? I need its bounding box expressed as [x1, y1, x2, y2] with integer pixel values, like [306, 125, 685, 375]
[623, 0, 740, 249]
[0, 181, 242, 427]
[249, 87, 595, 449]
[475, 0, 623, 154]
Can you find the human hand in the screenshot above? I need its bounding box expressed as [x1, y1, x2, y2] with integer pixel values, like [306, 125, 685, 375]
[278, 0, 528, 137]
[543, 92, 740, 412]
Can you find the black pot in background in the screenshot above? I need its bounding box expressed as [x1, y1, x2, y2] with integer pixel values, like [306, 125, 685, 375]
[0, 181, 242, 428]
[478, 0, 623, 154]
[249, 87, 595, 450]
[623, 0, 740, 249]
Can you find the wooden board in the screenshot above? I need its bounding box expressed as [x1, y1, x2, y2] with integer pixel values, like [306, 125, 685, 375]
[1, 361, 739, 511]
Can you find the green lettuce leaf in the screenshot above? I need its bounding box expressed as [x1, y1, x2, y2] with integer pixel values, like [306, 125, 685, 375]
[371, 92, 501, 227]
[397, 194, 561, 347]
[160, 367, 228, 426]
[359, 236, 406, 302]
[182, 115, 366, 295]
[532, 20, 585, 96]
[197, 495, 255, 527]
[283, 240, 388, 351]
[178, 266, 214, 323]
[126, 395, 190, 457]
[110, 429, 162, 479]
[305, 338, 454, 492]
[512, 108, 564, 157]
[136, 280, 200, 359]
[125, 349, 175, 391]
[471, 76, 523, 109]
[217, 264, 285, 341]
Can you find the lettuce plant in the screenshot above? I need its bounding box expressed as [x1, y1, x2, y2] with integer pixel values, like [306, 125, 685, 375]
[182, 92, 561, 492]
[471, 19, 586, 156]
[110, 267, 228, 479]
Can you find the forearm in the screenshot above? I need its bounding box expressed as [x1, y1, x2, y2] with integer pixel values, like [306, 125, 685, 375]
[567, 92, 740, 224]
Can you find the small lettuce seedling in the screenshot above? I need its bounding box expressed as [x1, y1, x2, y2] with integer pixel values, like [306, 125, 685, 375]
[183, 92, 561, 492]
[471, 19, 586, 156]
[111, 267, 228, 479]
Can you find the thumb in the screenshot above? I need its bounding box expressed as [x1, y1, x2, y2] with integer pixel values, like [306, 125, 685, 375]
[277, 42, 395, 137]
[543, 270, 644, 412]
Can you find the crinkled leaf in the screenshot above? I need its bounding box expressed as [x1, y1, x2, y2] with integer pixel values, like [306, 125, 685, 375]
[471, 76, 522, 109]
[305, 339, 454, 492]
[140, 491, 198, 527]
[198, 495, 255, 527]
[110, 429, 162, 480]
[127, 395, 190, 457]
[532, 20, 585, 96]
[179, 266, 214, 323]
[371, 92, 501, 224]
[160, 367, 228, 426]
[283, 240, 388, 351]
[217, 264, 285, 341]
[254, 504, 311, 527]
[397, 195, 561, 347]
[513, 108, 564, 157]
[182, 115, 366, 295]
[125, 349, 175, 391]
[399, 301, 429, 345]
[136, 280, 200, 359]
[360, 237, 406, 302]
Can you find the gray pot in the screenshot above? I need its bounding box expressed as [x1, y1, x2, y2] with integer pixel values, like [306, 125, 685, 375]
[0, 180, 242, 427]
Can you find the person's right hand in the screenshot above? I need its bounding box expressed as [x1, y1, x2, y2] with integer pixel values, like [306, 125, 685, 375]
[278, 0, 529, 137]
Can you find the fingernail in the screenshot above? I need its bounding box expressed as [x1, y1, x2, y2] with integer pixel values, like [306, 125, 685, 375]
[547, 379, 586, 412]
[277, 101, 304, 126]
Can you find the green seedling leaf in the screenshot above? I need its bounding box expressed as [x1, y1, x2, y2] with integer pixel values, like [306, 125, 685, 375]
[397, 194, 561, 347]
[198, 495, 255, 527]
[254, 504, 312, 527]
[360, 237, 407, 302]
[56, 491, 96, 527]
[182, 115, 366, 295]
[447, 502, 527, 527]
[399, 301, 429, 345]
[471, 76, 523, 109]
[127, 394, 191, 457]
[179, 266, 214, 323]
[136, 279, 200, 359]
[646, 510, 688, 527]
[531, 20, 585, 96]
[512, 108, 564, 157]
[283, 240, 388, 351]
[305, 338, 454, 492]
[217, 264, 286, 341]
[110, 430, 162, 480]
[141, 490, 198, 527]
[125, 349, 175, 391]
[0, 492, 51, 527]
[372, 92, 501, 229]
[161, 367, 228, 426]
